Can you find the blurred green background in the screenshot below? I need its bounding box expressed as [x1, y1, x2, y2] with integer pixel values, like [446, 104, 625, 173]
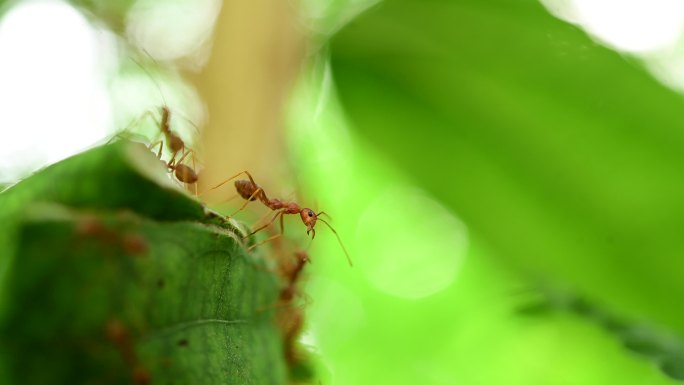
[3, 0, 684, 384]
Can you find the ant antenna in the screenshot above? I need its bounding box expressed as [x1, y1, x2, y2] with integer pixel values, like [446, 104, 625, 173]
[316, 217, 353, 267]
[136, 49, 201, 136]
[130, 52, 168, 108]
[317, 211, 332, 220]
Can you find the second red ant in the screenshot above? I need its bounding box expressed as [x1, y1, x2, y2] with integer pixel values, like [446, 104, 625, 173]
[273, 250, 311, 367]
[149, 133, 198, 187]
[125, 56, 200, 191]
[209, 171, 353, 266]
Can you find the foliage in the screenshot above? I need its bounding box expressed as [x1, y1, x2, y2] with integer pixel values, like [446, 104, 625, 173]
[283, 0, 684, 384]
[0, 142, 289, 385]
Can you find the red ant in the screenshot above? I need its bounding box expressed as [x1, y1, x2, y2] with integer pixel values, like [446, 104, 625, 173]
[281, 308, 304, 366]
[132, 108, 198, 191]
[126, 55, 200, 190]
[149, 137, 198, 186]
[279, 250, 310, 303]
[155, 105, 184, 154]
[209, 171, 353, 266]
[276, 251, 310, 366]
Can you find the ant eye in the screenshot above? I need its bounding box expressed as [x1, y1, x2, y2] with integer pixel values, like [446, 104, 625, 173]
[308, 210, 314, 217]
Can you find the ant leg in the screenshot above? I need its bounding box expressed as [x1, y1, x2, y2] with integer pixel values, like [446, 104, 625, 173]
[129, 110, 166, 144]
[244, 210, 283, 239]
[192, 154, 198, 196]
[246, 211, 288, 254]
[250, 209, 277, 232]
[108, 110, 161, 145]
[148, 140, 164, 159]
[175, 148, 196, 167]
[124, 110, 159, 133]
[229, 187, 262, 218]
[167, 152, 178, 167]
[167, 144, 189, 167]
[174, 148, 200, 196]
[170, 148, 193, 168]
[247, 233, 283, 252]
[246, 210, 285, 247]
[106, 131, 137, 145]
[209, 170, 257, 191]
[177, 115, 202, 136]
[199, 170, 255, 198]
[279, 209, 285, 235]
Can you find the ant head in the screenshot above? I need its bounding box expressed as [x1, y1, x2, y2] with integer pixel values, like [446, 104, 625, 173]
[300, 208, 318, 238]
[298, 210, 353, 267]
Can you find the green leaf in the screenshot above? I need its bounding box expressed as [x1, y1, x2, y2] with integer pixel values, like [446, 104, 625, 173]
[0, 142, 291, 385]
[0, 141, 207, 307]
[331, 0, 684, 332]
[328, 0, 684, 381]
[521, 285, 684, 379]
[0, 140, 204, 220]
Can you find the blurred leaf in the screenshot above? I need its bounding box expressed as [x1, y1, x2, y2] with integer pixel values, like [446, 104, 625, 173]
[0, 142, 289, 384]
[522, 285, 684, 380]
[0, 140, 204, 220]
[330, 0, 684, 341]
[69, 0, 138, 33]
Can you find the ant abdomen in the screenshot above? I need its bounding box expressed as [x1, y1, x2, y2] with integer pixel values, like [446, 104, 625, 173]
[235, 180, 260, 201]
[174, 164, 198, 184]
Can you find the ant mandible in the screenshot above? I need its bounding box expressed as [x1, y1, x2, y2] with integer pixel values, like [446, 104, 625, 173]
[210, 171, 353, 266]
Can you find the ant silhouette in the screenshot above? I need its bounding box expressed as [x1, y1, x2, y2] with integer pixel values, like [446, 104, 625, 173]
[210, 171, 353, 266]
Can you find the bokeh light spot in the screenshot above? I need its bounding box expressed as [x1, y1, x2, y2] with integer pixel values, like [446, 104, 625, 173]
[355, 186, 468, 299]
[541, 0, 684, 53]
[0, 0, 113, 183]
[126, 0, 222, 61]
